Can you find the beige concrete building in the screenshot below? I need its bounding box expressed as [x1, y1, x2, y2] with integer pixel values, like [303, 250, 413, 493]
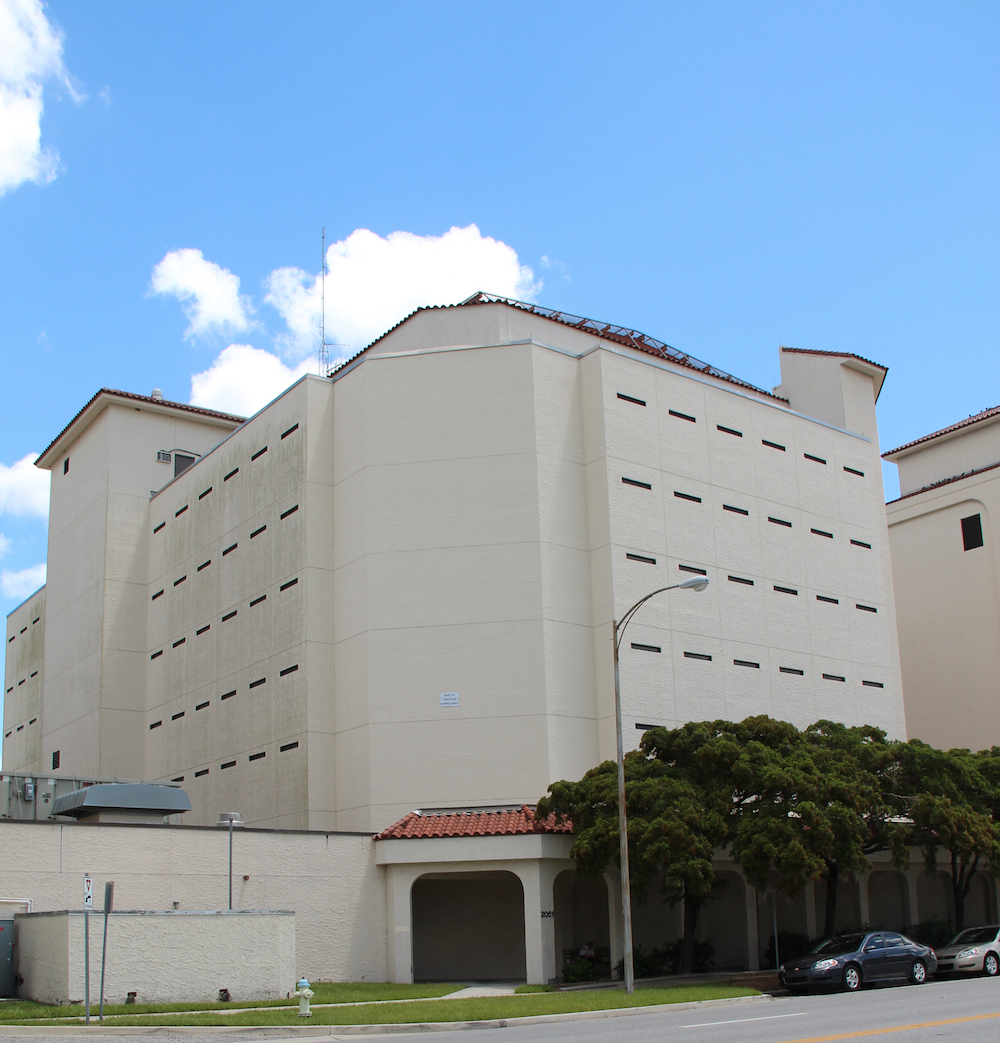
[884, 405, 1000, 750]
[5, 294, 905, 834]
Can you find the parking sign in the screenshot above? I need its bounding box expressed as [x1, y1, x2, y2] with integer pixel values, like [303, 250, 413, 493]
[84, 876, 93, 910]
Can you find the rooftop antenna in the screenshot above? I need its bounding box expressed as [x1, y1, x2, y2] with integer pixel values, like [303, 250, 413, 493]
[319, 228, 331, 377]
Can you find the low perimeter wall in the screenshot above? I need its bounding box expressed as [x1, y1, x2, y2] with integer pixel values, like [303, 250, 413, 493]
[17, 910, 295, 1005]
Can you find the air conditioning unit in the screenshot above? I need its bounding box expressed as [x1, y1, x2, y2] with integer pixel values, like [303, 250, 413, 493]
[157, 451, 171, 463]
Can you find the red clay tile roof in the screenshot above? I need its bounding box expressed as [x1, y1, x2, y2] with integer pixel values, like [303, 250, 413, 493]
[374, 804, 572, 840]
[886, 459, 1000, 505]
[36, 389, 245, 468]
[335, 292, 787, 402]
[780, 346, 887, 371]
[883, 404, 1000, 459]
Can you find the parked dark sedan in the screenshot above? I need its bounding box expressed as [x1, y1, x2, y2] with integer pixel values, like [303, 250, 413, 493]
[779, 932, 937, 993]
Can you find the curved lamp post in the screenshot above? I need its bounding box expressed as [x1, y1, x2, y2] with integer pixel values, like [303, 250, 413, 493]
[614, 575, 709, 993]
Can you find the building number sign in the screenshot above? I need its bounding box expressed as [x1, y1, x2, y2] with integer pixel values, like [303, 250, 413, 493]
[540, 910, 554, 918]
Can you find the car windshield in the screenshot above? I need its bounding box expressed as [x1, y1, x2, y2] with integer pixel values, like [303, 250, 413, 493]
[948, 926, 999, 946]
[810, 934, 866, 956]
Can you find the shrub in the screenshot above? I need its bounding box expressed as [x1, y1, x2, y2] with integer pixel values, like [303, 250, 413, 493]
[908, 921, 956, 949]
[614, 939, 716, 978]
[561, 957, 601, 983]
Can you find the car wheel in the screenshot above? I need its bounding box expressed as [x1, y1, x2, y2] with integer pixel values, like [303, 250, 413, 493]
[984, 952, 999, 977]
[910, 960, 927, 985]
[843, 964, 862, 992]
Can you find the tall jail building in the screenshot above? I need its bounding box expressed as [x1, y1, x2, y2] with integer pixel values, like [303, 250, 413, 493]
[4, 294, 905, 831]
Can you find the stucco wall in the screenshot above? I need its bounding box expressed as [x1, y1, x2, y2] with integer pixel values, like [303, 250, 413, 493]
[0, 820, 386, 983]
[3, 585, 46, 774]
[17, 910, 294, 1004]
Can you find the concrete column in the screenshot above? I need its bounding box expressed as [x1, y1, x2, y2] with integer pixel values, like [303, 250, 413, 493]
[858, 874, 870, 927]
[386, 864, 421, 983]
[517, 862, 559, 984]
[604, 871, 622, 978]
[804, 880, 817, 939]
[905, 870, 921, 930]
[745, 882, 760, 970]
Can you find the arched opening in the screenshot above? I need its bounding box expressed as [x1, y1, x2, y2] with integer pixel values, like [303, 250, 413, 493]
[411, 871, 526, 982]
[965, 874, 992, 927]
[698, 872, 748, 969]
[553, 870, 610, 974]
[916, 871, 952, 926]
[868, 871, 908, 931]
[812, 873, 862, 934]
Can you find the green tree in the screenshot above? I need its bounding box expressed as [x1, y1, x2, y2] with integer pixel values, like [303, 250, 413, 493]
[537, 749, 727, 975]
[896, 740, 1000, 932]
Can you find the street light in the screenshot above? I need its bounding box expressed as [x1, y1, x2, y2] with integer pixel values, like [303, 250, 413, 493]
[216, 811, 244, 909]
[613, 575, 709, 994]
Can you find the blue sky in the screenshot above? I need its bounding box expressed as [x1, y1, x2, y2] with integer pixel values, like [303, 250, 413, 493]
[0, 0, 997, 642]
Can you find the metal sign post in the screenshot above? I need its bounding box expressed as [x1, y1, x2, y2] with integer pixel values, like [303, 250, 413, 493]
[83, 875, 92, 1024]
[99, 882, 113, 1021]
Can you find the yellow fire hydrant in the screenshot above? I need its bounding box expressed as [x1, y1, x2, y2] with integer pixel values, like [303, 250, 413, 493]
[294, 977, 314, 1017]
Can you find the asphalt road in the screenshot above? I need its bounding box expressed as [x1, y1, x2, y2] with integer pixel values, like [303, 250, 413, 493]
[3, 977, 1000, 1042]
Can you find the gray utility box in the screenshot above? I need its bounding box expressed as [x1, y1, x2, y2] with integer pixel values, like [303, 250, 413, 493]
[0, 920, 12, 997]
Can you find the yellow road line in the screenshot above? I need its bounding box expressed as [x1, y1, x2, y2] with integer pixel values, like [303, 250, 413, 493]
[776, 1010, 1000, 1043]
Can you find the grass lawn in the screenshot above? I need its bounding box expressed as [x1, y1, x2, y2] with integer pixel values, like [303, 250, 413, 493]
[0, 982, 463, 1022]
[25, 984, 759, 1026]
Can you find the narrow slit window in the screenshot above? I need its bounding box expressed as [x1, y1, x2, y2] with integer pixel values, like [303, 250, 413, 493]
[250, 595, 266, 607]
[630, 642, 661, 653]
[280, 741, 299, 752]
[153, 522, 165, 534]
[844, 466, 865, 477]
[811, 528, 833, 538]
[622, 476, 652, 490]
[150, 650, 163, 660]
[172, 711, 185, 720]
[674, 491, 702, 503]
[175, 505, 188, 517]
[723, 504, 749, 516]
[962, 514, 984, 551]
[280, 504, 299, 520]
[221, 689, 237, 700]
[635, 723, 656, 731]
[280, 577, 299, 591]
[223, 543, 237, 556]
[249, 751, 266, 762]
[684, 651, 712, 661]
[222, 610, 237, 622]
[221, 760, 236, 770]
[823, 673, 846, 682]
[52, 750, 60, 770]
[199, 486, 213, 500]
[669, 409, 696, 423]
[780, 667, 804, 675]
[172, 637, 186, 648]
[717, 424, 743, 437]
[197, 559, 211, 571]
[734, 659, 760, 669]
[279, 664, 299, 676]
[679, 564, 707, 575]
[151, 589, 164, 601]
[32, 617, 39, 625]
[149, 720, 162, 730]
[224, 467, 238, 481]
[171, 776, 185, 782]
[196, 624, 210, 635]
[856, 603, 877, 613]
[195, 769, 209, 777]
[617, 392, 646, 406]
[817, 595, 839, 604]
[249, 677, 266, 689]
[173, 575, 187, 587]
[64, 457, 70, 474]
[626, 552, 656, 564]
[728, 575, 754, 585]
[862, 680, 884, 688]
[851, 539, 872, 549]
[762, 439, 786, 451]
[768, 516, 792, 527]
[18, 679, 24, 686]
[281, 423, 299, 439]
[804, 453, 827, 464]
[251, 446, 268, 461]
[250, 525, 266, 538]
[30, 670, 37, 677]
[774, 585, 798, 596]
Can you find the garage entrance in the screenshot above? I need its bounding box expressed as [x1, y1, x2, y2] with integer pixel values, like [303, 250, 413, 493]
[411, 871, 526, 982]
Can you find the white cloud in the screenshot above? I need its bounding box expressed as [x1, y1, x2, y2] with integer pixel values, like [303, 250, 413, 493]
[190, 343, 314, 417]
[0, 0, 80, 197]
[0, 452, 49, 519]
[150, 248, 254, 339]
[1, 562, 45, 600]
[0, 533, 10, 557]
[264, 224, 540, 359]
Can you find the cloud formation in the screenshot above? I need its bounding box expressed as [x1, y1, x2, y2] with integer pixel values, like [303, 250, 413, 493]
[0, 452, 50, 519]
[0, 0, 80, 197]
[1, 561, 46, 600]
[150, 248, 254, 339]
[190, 344, 314, 417]
[265, 224, 540, 358]
[0, 533, 10, 557]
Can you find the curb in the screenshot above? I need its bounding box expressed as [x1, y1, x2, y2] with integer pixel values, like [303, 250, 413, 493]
[0, 994, 773, 1036]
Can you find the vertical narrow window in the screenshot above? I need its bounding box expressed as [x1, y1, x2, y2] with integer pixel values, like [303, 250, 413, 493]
[63, 458, 70, 474]
[52, 750, 60, 770]
[962, 513, 984, 551]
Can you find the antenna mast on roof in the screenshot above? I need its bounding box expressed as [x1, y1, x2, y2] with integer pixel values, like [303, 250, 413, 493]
[319, 228, 331, 377]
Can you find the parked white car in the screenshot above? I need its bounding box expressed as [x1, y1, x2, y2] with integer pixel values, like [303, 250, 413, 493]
[934, 926, 1000, 977]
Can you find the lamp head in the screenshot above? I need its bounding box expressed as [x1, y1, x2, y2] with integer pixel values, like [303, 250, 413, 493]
[677, 575, 709, 592]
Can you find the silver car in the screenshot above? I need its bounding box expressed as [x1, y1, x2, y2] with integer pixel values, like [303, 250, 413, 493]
[934, 926, 1000, 977]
